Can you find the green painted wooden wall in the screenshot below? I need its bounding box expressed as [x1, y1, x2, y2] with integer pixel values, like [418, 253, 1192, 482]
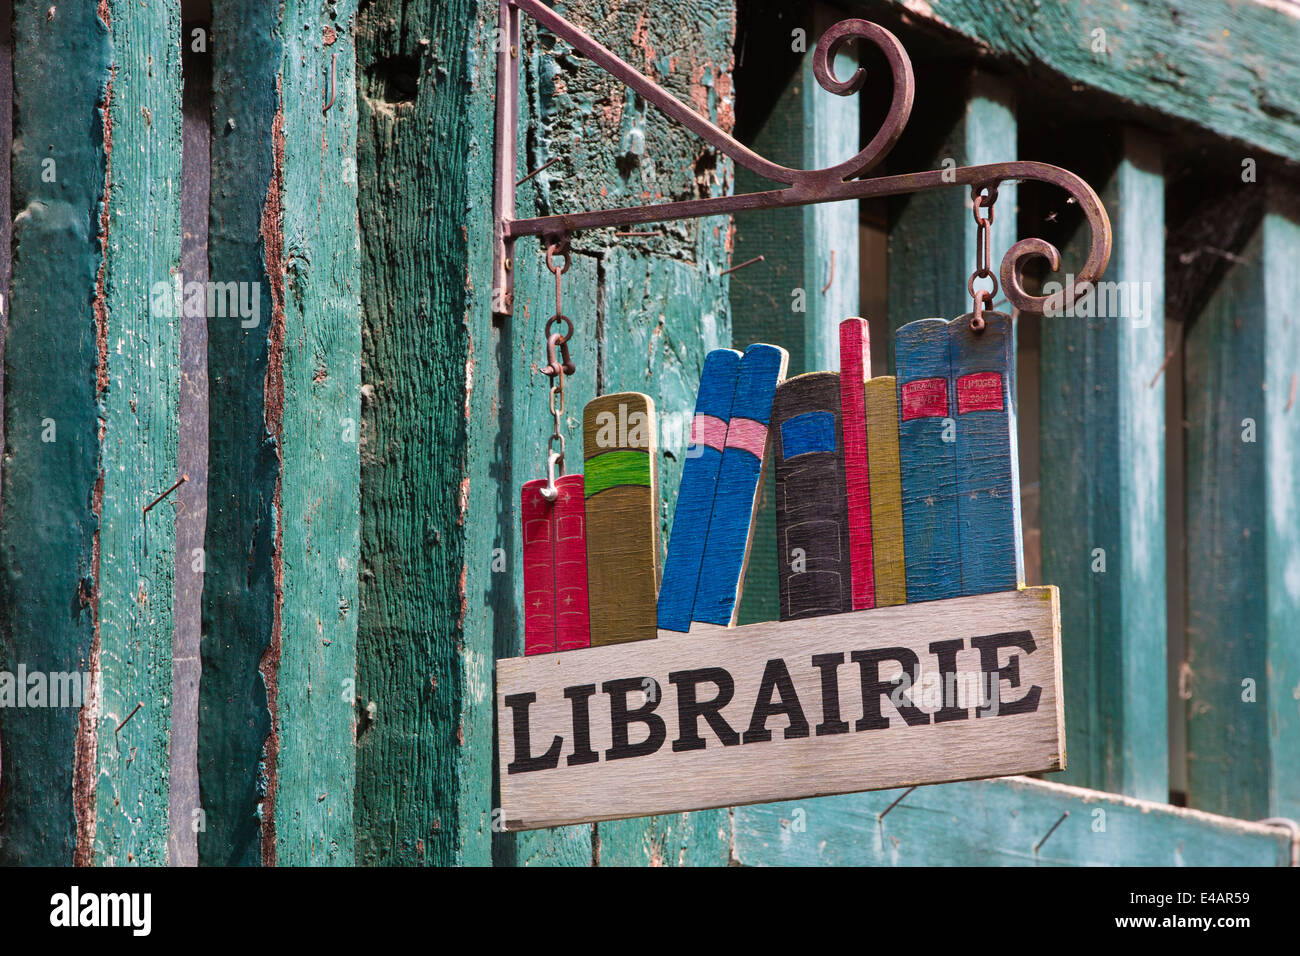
[1040, 129, 1168, 802]
[1184, 185, 1300, 824]
[734, 777, 1292, 866]
[353, 0, 481, 868]
[200, 0, 360, 866]
[1, 0, 182, 866]
[352, 0, 737, 866]
[1, 0, 1298, 868]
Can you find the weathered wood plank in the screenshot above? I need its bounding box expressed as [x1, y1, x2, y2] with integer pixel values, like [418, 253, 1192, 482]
[734, 0, 859, 626]
[0, 1, 112, 866]
[886, 69, 1015, 365]
[863, 0, 1300, 163]
[1184, 184, 1300, 822]
[93, 0, 185, 866]
[596, 810, 730, 867]
[499, 587, 1064, 830]
[200, 0, 359, 866]
[353, 0, 490, 866]
[519, 0, 738, 866]
[274, 0, 361, 866]
[1040, 128, 1168, 801]
[734, 775, 1292, 866]
[199, 0, 281, 867]
[493, 242, 598, 867]
[0, 0, 11, 507]
[170, 7, 213, 869]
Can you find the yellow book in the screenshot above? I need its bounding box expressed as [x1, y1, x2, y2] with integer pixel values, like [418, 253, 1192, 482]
[864, 376, 907, 607]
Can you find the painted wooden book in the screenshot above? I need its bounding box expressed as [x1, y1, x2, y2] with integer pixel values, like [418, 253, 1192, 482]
[657, 348, 742, 633]
[693, 343, 788, 627]
[896, 318, 961, 603]
[864, 376, 907, 607]
[950, 311, 1023, 593]
[521, 475, 591, 655]
[838, 319, 875, 610]
[584, 393, 660, 646]
[772, 372, 851, 620]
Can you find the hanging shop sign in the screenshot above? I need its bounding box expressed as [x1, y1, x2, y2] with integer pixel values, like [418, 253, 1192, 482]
[491, 0, 1108, 830]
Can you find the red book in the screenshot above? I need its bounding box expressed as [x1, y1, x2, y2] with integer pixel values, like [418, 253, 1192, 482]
[552, 475, 591, 651]
[521, 475, 591, 655]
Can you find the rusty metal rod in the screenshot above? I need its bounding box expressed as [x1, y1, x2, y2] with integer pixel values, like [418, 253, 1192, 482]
[491, 2, 1113, 319]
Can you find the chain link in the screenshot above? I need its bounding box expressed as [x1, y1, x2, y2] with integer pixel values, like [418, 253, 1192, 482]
[540, 237, 574, 500]
[968, 186, 999, 332]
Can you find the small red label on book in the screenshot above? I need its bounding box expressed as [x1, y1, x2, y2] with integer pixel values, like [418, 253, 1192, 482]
[956, 372, 1004, 414]
[900, 377, 949, 420]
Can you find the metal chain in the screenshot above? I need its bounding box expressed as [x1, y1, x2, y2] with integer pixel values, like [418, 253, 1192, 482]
[540, 237, 574, 501]
[968, 185, 999, 332]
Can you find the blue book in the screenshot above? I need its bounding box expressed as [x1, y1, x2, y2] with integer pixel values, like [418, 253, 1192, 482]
[895, 318, 960, 602]
[693, 344, 788, 627]
[949, 312, 1022, 593]
[657, 349, 742, 632]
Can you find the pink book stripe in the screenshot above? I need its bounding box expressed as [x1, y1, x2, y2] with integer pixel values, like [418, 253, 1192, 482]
[690, 413, 729, 452]
[723, 416, 767, 458]
[839, 318, 875, 610]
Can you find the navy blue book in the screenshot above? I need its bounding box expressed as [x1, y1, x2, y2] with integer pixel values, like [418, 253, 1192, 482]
[771, 372, 851, 620]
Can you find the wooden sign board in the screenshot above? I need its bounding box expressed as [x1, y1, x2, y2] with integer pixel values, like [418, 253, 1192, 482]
[497, 586, 1064, 831]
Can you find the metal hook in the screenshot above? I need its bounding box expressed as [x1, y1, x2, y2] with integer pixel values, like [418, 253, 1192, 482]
[540, 449, 563, 501]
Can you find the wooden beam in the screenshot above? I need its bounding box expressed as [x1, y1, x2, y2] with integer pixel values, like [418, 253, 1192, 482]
[1184, 184, 1300, 822]
[474, 0, 738, 866]
[0, 0, 10, 506]
[170, 5, 213, 869]
[200, 0, 360, 866]
[1040, 128, 1168, 801]
[886, 69, 1016, 365]
[353, 0, 484, 867]
[734, 776, 1292, 866]
[93, 0, 185, 866]
[497, 242, 599, 866]
[861, 0, 1300, 162]
[0, 0, 182, 866]
[1, 0, 110, 866]
[199, 0, 279, 867]
[733, 0, 860, 627]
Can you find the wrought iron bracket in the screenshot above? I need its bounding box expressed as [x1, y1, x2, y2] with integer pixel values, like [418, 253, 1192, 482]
[492, 0, 1112, 319]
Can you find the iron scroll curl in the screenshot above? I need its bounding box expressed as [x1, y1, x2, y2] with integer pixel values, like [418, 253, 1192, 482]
[493, 2, 1112, 317]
